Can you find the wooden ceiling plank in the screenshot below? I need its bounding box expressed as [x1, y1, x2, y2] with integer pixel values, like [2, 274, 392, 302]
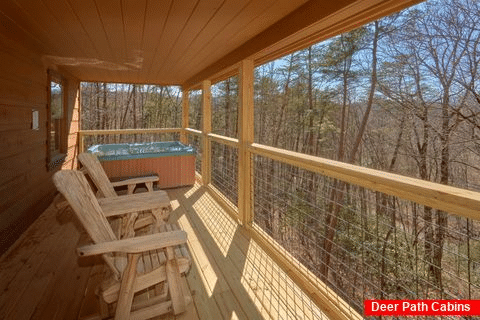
[183, 0, 368, 88]
[140, 0, 173, 84]
[175, 0, 302, 84]
[43, 0, 99, 59]
[152, 0, 225, 82]
[223, 0, 309, 55]
[0, 1, 58, 55]
[1, 0, 421, 85]
[65, 0, 114, 60]
[181, 0, 304, 81]
[160, 0, 247, 81]
[93, 0, 126, 71]
[95, 0, 124, 61]
[57, 0, 118, 82]
[145, 0, 200, 81]
[0, 11, 44, 56]
[183, 0, 423, 88]
[14, 0, 84, 58]
[121, 0, 147, 83]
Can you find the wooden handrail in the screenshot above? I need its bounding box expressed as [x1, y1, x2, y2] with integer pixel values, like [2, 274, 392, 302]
[207, 133, 239, 148]
[249, 143, 480, 221]
[79, 128, 182, 135]
[184, 128, 202, 135]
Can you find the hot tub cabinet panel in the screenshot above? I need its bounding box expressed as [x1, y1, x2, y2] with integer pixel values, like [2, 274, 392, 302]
[87, 142, 196, 189]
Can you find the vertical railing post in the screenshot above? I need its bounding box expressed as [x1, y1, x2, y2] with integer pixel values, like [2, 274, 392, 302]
[75, 83, 82, 169]
[181, 89, 189, 144]
[78, 131, 84, 154]
[238, 59, 254, 226]
[201, 80, 212, 185]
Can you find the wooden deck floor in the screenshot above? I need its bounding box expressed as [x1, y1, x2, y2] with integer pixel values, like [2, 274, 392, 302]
[0, 183, 328, 320]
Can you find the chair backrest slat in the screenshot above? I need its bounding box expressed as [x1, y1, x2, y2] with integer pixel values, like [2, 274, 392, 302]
[78, 153, 118, 198]
[53, 170, 117, 243]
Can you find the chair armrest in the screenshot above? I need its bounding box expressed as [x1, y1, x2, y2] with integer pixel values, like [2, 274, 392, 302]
[110, 176, 159, 187]
[77, 230, 187, 256]
[98, 191, 170, 217]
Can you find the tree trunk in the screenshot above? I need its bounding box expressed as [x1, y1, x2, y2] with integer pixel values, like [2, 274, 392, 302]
[321, 21, 379, 281]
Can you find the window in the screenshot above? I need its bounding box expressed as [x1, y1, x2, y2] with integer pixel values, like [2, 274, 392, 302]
[47, 72, 66, 170]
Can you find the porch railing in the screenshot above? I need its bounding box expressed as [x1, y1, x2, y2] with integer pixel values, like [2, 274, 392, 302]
[185, 128, 480, 320]
[77, 126, 480, 319]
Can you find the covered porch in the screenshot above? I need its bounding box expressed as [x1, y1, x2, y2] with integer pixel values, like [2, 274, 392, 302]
[2, 0, 480, 319]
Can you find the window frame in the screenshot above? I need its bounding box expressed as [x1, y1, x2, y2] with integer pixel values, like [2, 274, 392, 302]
[46, 70, 67, 171]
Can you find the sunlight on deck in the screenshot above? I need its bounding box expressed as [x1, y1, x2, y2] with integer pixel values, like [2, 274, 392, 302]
[171, 198, 219, 298]
[0, 182, 330, 320]
[243, 241, 326, 320]
[185, 187, 237, 257]
[169, 183, 329, 320]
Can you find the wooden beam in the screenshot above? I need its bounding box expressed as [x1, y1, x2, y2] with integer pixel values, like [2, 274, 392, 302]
[201, 80, 212, 185]
[183, 0, 422, 89]
[238, 60, 254, 226]
[181, 90, 189, 144]
[207, 133, 239, 148]
[78, 131, 85, 153]
[249, 143, 480, 221]
[185, 128, 202, 135]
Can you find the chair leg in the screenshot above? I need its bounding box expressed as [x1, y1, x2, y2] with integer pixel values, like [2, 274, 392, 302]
[151, 208, 167, 230]
[98, 296, 110, 319]
[165, 247, 186, 315]
[145, 181, 153, 192]
[96, 280, 112, 318]
[115, 253, 140, 320]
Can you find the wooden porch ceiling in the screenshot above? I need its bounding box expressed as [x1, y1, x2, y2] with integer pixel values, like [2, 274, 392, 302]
[0, 0, 421, 88]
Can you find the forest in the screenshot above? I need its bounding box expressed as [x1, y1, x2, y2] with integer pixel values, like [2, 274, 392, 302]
[81, 0, 480, 314]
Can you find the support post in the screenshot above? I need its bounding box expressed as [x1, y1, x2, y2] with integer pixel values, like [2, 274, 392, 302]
[181, 89, 189, 144]
[78, 131, 84, 153]
[238, 60, 254, 225]
[75, 82, 82, 169]
[201, 80, 212, 185]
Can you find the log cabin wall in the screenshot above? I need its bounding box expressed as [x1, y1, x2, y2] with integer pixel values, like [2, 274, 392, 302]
[0, 31, 80, 255]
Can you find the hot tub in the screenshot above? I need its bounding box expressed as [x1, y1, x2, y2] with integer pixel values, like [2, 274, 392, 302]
[87, 141, 196, 188]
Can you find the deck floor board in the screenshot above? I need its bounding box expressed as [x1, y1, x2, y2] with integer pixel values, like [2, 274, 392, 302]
[0, 183, 329, 320]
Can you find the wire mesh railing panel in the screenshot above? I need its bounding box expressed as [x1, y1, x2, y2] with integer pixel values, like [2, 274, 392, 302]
[211, 140, 238, 208]
[180, 183, 328, 320]
[187, 134, 202, 176]
[252, 154, 480, 315]
[82, 132, 181, 151]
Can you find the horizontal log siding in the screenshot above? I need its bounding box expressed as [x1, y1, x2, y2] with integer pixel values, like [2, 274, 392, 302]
[0, 32, 80, 255]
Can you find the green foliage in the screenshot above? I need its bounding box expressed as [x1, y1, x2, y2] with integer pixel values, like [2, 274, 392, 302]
[319, 27, 369, 78]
